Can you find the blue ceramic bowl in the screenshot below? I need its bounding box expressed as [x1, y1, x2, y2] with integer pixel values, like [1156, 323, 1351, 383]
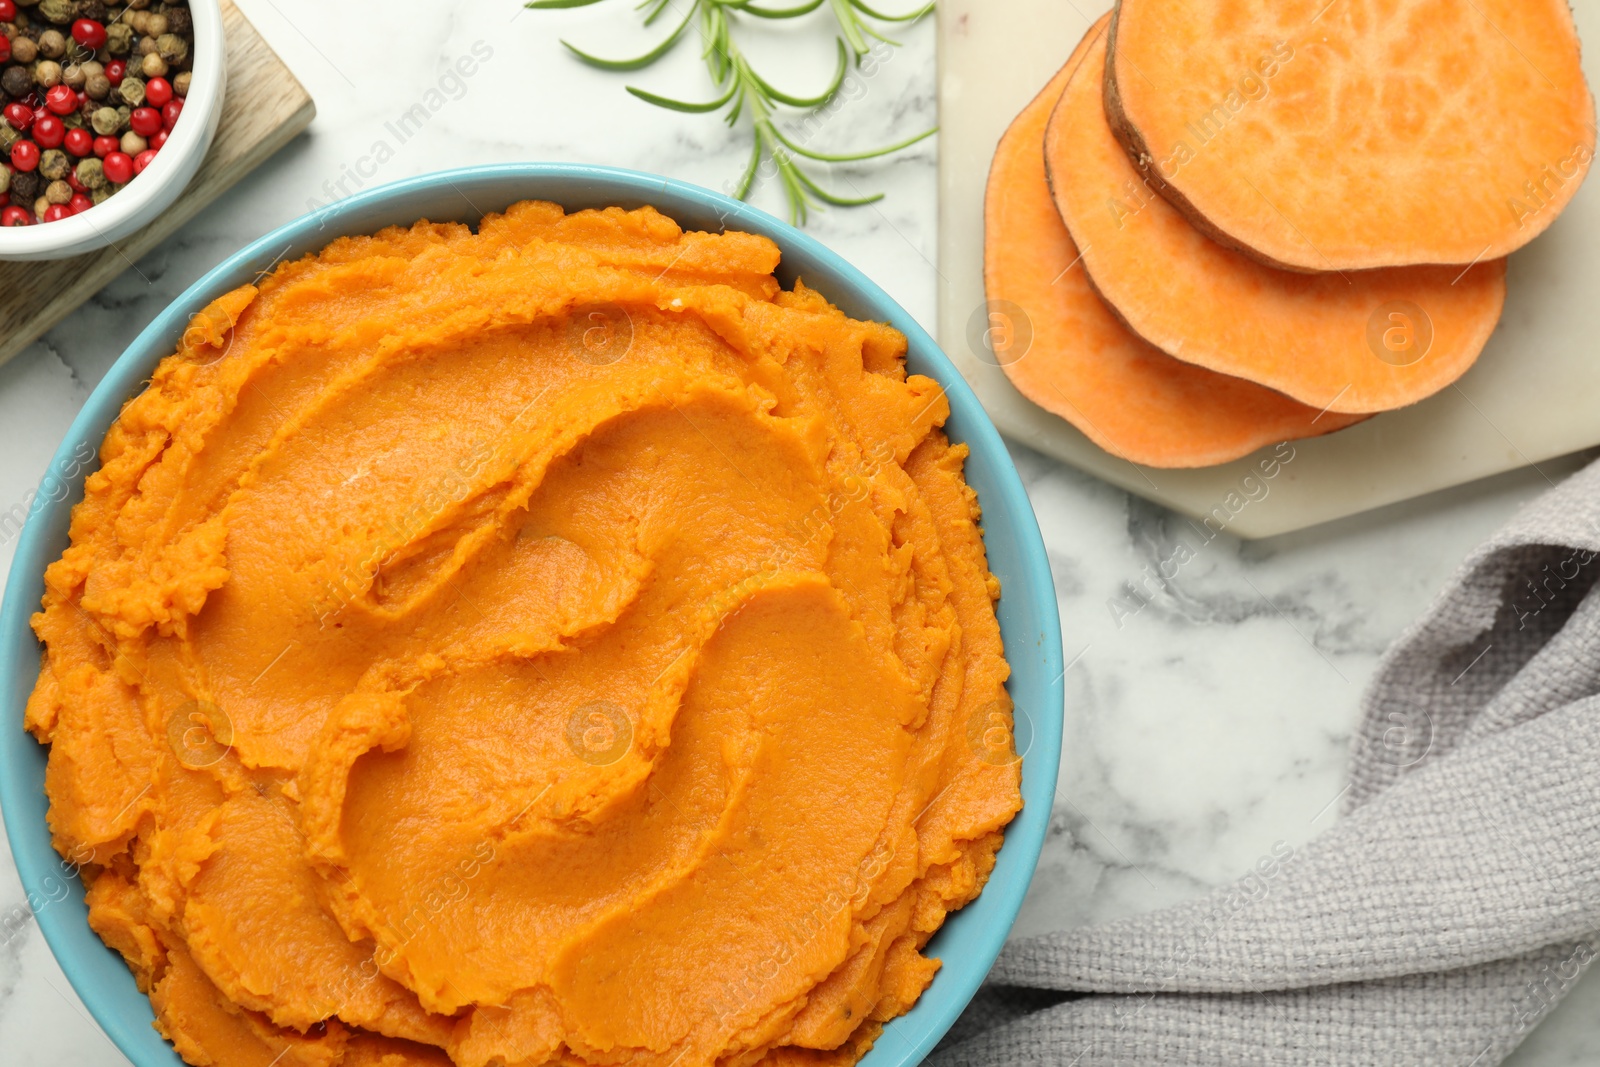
[0, 164, 1063, 1067]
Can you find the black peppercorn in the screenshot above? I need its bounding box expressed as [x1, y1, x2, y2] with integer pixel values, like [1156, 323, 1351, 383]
[10, 168, 43, 206]
[0, 65, 32, 97]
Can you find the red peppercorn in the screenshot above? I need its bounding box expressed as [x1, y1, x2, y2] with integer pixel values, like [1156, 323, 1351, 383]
[92, 135, 118, 158]
[63, 127, 92, 157]
[3, 102, 30, 132]
[42, 203, 69, 223]
[149, 128, 168, 150]
[161, 98, 184, 130]
[0, 0, 16, 20]
[0, 34, 10, 65]
[32, 114, 64, 149]
[1, 205, 31, 226]
[45, 85, 77, 117]
[69, 193, 92, 214]
[0, 192, 7, 208]
[106, 60, 125, 87]
[133, 148, 157, 175]
[102, 150, 132, 184]
[145, 77, 173, 108]
[76, 90, 87, 108]
[130, 107, 161, 137]
[71, 18, 107, 51]
[10, 140, 39, 172]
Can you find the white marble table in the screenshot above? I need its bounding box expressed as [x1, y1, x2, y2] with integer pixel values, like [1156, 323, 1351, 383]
[0, 1, 1595, 1063]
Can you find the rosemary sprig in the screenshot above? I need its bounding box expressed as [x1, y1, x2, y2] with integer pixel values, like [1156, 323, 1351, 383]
[527, 0, 937, 225]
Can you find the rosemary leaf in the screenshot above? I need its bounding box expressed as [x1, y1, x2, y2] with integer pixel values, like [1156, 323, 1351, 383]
[743, 39, 847, 108]
[627, 80, 741, 113]
[560, 4, 695, 71]
[848, 0, 933, 23]
[736, 0, 828, 19]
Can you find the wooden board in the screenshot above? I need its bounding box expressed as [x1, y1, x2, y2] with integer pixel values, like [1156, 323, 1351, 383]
[937, 0, 1600, 539]
[0, 0, 314, 367]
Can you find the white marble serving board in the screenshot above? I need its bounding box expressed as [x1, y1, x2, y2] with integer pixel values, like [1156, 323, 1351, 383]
[936, 0, 1600, 539]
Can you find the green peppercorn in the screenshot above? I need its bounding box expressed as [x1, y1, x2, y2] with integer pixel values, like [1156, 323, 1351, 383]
[89, 104, 120, 135]
[0, 126, 18, 153]
[37, 0, 72, 24]
[104, 19, 131, 53]
[0, 168, 9, 195]
[38, 148, 68, 180]
[74, 156, 105, 189]
[155, 31, 183, 64]
[117, 76, 143, 106]
[90, 185, 111, 205]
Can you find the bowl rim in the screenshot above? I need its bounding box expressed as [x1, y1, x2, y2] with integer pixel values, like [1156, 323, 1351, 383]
[0, 0, 224, 255]
[0, 162, 1064, 1067]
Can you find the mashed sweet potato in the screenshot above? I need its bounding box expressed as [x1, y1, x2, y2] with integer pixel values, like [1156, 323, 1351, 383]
[24, 202, 1022, 1067]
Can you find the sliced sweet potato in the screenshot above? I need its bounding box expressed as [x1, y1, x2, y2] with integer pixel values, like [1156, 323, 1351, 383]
[1106, 0, 1596, 271]
[985, 16, 1364, 469]
[1046, 28, 1508, 414]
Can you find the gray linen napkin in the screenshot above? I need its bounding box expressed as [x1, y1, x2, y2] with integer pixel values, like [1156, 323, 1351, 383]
[931, 460, 1600, 1067]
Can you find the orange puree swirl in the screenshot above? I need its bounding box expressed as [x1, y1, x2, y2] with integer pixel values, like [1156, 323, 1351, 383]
[25, 202, 1022, 1067]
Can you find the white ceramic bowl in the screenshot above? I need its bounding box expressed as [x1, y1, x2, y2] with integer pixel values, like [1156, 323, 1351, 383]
[0, 0, 224, 260]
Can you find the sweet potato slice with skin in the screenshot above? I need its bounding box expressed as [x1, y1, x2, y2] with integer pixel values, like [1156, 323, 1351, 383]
[986, 16, 1365, 469]
[1106, 0, 1596, 271]
[1047, 28, 1508, 414]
